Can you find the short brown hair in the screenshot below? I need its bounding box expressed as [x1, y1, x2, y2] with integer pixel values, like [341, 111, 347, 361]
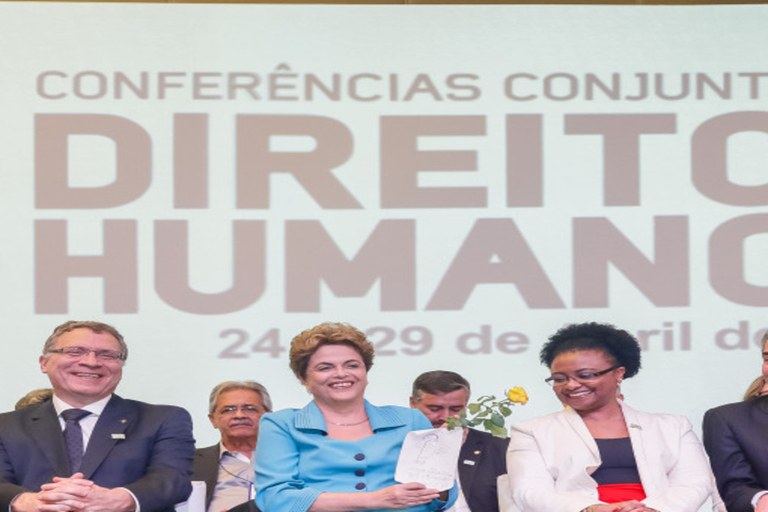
[411, 370, 471, 402]
[289, 322, 374, 380]
[43, 321, 128, 361]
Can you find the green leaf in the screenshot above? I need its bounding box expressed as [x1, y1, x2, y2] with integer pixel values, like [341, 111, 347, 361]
[458, 387, 527, 437]
[488, 423, 508, 438]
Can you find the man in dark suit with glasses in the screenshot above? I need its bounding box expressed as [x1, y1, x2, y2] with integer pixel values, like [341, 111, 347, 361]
[704, 329, 768, 512]
[0, 320, 195, 512]
[410, 370, 509, 512]
[193, 381, 271, 512]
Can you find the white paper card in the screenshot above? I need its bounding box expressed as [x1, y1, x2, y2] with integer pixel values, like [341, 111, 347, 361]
[173, 481, 206, 512]
[395, 428, 463, 490]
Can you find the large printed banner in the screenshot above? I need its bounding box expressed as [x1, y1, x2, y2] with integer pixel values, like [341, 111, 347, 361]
[1, 3, 766, 447]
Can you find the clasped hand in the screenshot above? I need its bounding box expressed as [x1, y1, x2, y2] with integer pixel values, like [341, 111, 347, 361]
[12, 473, 134, 512]
[589, 501, 659, 512]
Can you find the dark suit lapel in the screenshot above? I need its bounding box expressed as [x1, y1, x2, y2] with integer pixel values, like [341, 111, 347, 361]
[458, 429, 482, 502]
[28, 400, 71, 476]
[756, 396, 768, 414]
[79, 395, 133, 478]
[196, 444, 221, 505]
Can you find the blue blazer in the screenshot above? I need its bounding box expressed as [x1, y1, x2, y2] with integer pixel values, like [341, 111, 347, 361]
[255, 400, 457, 512]
[0, 394, 195, 512]
[703, 397, 768, 512]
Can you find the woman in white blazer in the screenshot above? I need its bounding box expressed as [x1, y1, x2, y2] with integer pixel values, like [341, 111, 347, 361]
[505, 322, 715, 512]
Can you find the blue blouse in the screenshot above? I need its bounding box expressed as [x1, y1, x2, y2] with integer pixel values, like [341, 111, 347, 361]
[254, 400, 457, 512]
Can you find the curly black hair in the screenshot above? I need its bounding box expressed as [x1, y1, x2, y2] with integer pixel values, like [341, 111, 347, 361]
[539, 322, 641, 379]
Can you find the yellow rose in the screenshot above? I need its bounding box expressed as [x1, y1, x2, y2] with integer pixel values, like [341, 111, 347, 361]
[506, 386, 528, 405]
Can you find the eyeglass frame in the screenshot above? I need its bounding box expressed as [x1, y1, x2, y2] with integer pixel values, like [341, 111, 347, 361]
[216, 404, 264, 416]
[544, 366, 618, 387]
[46, 346, 126, 362]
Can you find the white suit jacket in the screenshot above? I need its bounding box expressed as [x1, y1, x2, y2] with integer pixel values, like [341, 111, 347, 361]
[505, 401, 713, 512]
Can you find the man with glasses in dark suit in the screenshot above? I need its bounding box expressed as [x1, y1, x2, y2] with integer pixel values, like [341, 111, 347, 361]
[0, 320, 195, 512]
[410, 370, 509, 512]
[704, 330, 768, 512]
[193, 381, 270, 512]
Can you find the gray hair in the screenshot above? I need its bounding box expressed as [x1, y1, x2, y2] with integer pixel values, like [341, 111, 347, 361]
[208, 380, 273, 413]
[42, 321, 128, 361]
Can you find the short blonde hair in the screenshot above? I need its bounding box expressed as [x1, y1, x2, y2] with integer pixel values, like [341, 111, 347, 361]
[744, 376, 768, 401]
[289, 322, 374, 380]
[15, 388, 53, 410]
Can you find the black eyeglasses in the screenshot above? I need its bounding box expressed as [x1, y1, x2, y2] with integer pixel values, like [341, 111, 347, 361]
[544, 366, 617, 386]
[47, 346, 125, 362]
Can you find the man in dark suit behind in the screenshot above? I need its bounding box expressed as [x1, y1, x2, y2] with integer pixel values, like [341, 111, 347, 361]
[193, 381, 271, 512]
[704, 329, 768, 512]
[410, 370, 509, 512]
[0, 320, 195, 512]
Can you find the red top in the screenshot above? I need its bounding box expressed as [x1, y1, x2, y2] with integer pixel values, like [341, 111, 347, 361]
[598, 483, 647, 503]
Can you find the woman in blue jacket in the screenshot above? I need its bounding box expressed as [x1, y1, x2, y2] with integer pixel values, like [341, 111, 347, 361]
[255, 322, 456, 512]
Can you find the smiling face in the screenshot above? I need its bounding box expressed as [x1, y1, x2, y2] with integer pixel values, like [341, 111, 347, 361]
[39, 328, 124, 407]
[301, 343, 368, 407]
[550, 349, 624, 414]
[209, 388, 266, 448]
[410, 389, 469, 428]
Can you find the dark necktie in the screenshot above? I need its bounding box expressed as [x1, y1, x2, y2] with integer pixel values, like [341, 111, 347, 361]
[61, 408, 91, 473]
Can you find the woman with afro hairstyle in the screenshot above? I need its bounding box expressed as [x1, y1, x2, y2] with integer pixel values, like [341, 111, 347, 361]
[504, 322, 720, 512]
